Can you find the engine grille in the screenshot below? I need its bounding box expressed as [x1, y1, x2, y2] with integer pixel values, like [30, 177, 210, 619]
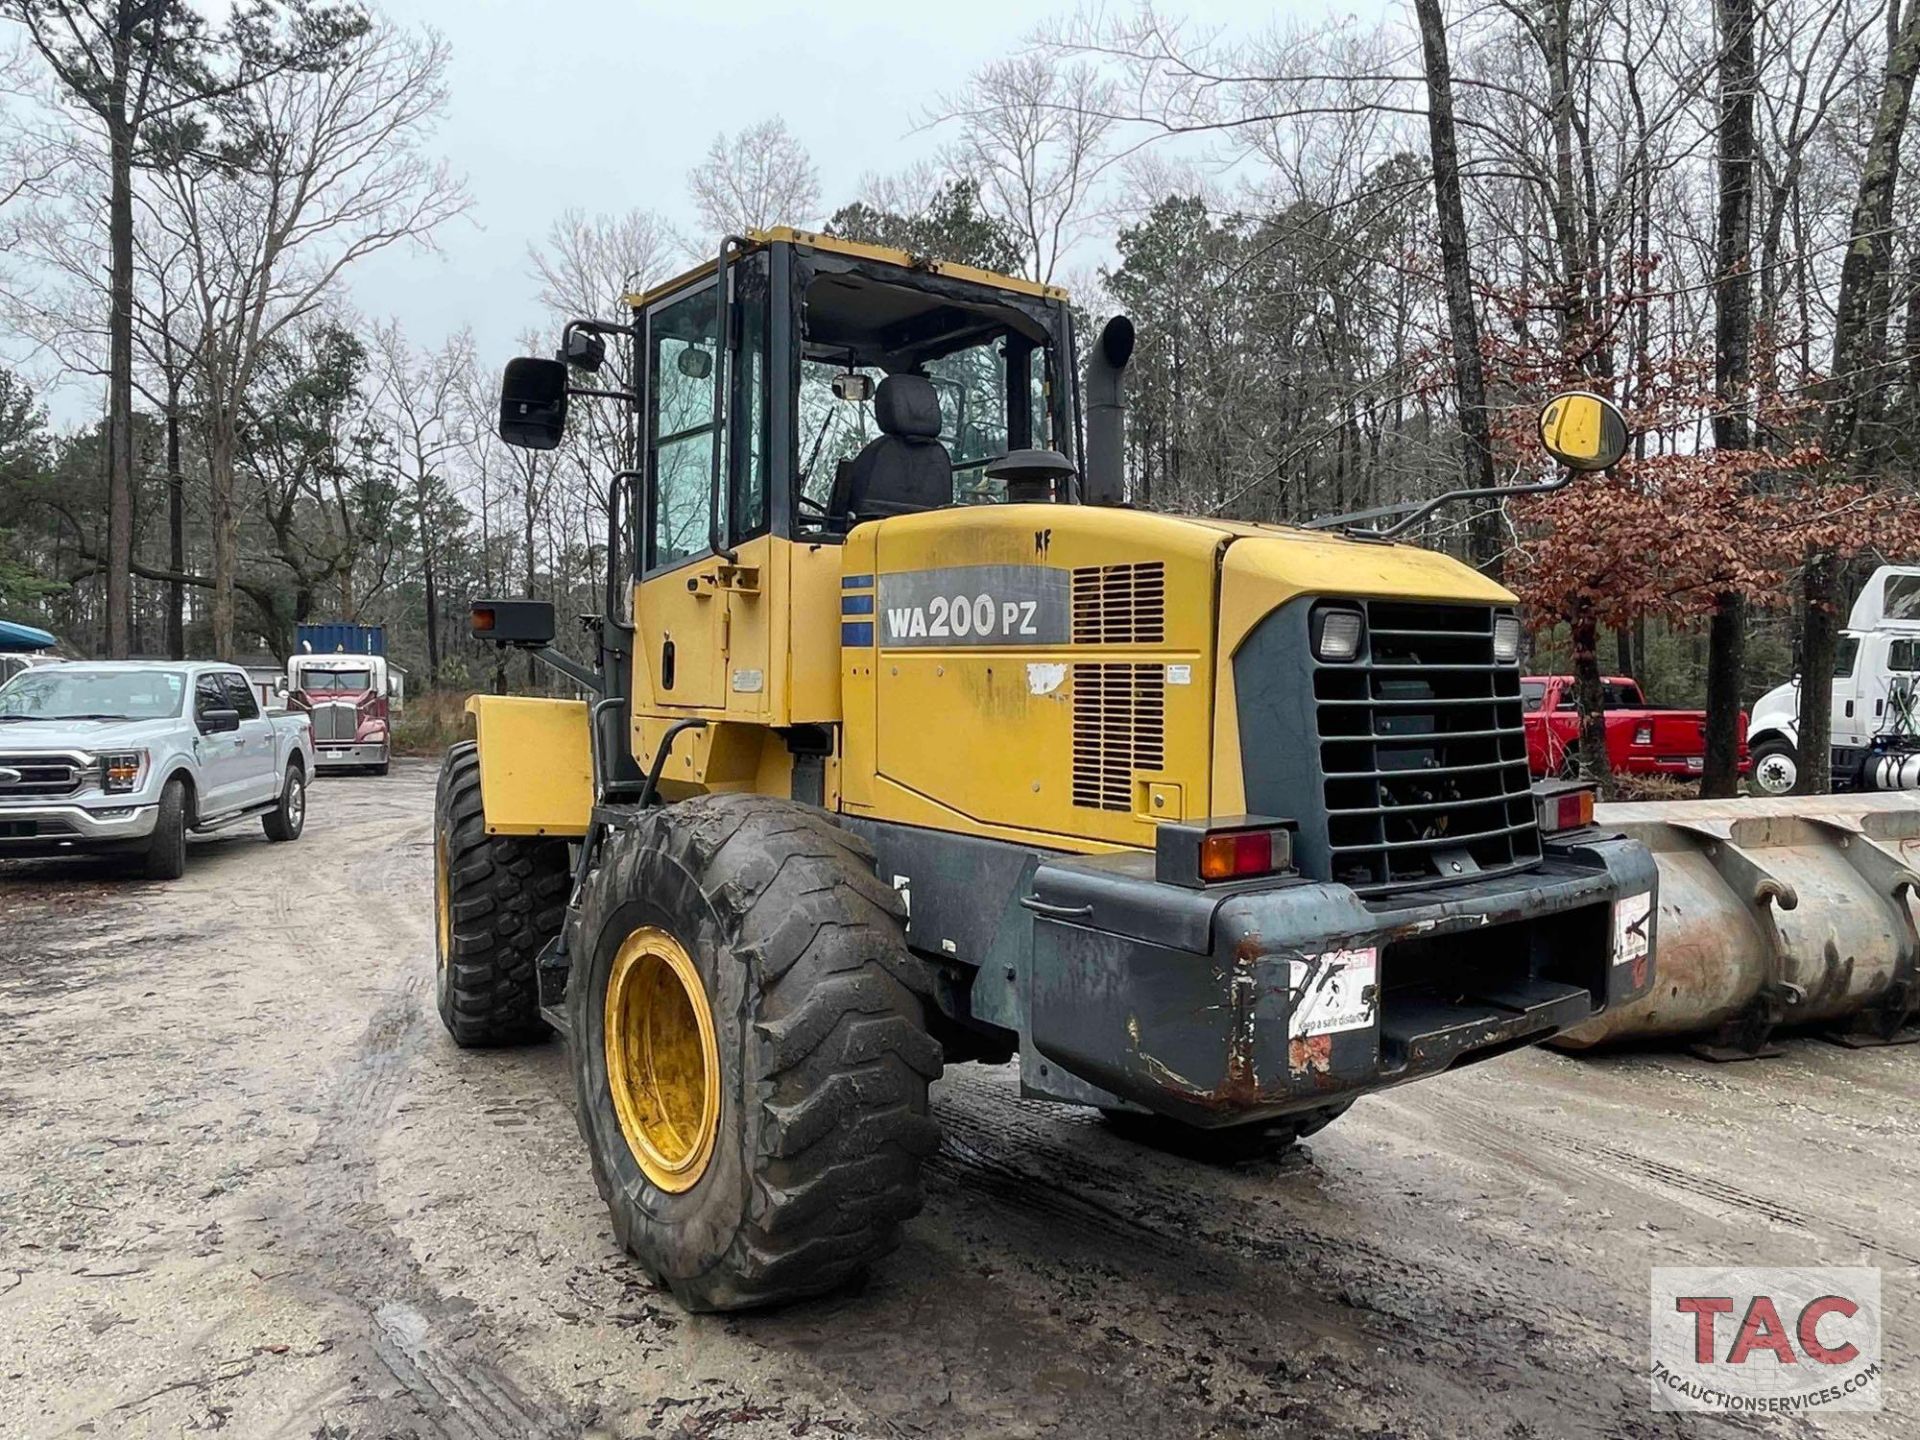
[1071, 663, 1165, 811]
[311, 702, 358, 743]
[0, 751, 88, 799]
[1072, 562, 1165, 644]
[1313, 600, 1538, 891]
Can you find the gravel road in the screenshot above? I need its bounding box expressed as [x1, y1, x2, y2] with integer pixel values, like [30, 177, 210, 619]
[1, 760, 1913, 1438]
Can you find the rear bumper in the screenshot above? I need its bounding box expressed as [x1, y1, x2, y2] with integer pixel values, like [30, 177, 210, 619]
[312, 741, 386, 768]
[1023, 831, 1657, 1127]
[0, 801, 159, 855]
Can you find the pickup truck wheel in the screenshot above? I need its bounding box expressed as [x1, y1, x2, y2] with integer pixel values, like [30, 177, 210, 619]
[262, 763, 306, 842]
[1749, 738, 1798, 796]
[140, 777, 189, 881]
[571, 795, 942, 1312]
[1100, 1102, 1352, 1165]
[434, 742, 569, 1047]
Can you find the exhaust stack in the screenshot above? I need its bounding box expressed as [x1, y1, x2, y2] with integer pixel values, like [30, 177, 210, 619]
[1084, 315, 1135, 506]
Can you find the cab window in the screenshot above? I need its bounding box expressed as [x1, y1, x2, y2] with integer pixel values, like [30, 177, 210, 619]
[194, 675, 228, 720]
[1521, 680, 1546, 713]
[644, 256, 769, 572]
[1836, 636, 1860, 678]
[221, 673, 261, 719]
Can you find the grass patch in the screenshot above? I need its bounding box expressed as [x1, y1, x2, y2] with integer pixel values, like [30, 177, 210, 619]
[392, 689, 476, 758]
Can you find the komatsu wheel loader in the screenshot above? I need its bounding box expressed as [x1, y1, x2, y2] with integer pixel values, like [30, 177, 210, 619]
[432, 226, 1656, 1310]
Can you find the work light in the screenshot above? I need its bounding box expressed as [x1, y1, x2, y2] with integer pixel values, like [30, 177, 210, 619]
[1313, 606, 1365, 662]
[1492, 613, 1521, 663]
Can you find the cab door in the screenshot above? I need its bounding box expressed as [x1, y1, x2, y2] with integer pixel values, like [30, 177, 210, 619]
[636, 257, 771, 713]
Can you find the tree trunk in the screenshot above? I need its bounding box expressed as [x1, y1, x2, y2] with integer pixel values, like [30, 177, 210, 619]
[206, 410, 240, 660]
[105, 113, 136, 659]
[1571, 601, 1615, 797]
[1704, 0, 1756, 800]
[1412, 0, 1502, 578]
[165, 371, 186, 661]
[1799, 0, 1920, 793]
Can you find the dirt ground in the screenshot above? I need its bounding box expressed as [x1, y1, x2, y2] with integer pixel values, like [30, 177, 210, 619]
[0, 759, 1913, 1439]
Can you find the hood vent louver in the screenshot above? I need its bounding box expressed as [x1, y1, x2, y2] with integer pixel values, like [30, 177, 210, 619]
[1072, 562, 1165, 645]
[1071, 663, 1165, 811]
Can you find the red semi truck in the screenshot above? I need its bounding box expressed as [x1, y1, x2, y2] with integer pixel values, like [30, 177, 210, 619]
[289, 623, 404, 776]
[1521, 675, 1747, 778]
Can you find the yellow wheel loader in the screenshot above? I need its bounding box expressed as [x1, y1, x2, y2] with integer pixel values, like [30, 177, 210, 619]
[432, 227, 1654, 1310]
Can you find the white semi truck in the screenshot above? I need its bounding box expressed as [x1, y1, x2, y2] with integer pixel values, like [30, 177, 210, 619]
[1747, 565, 1920, 794]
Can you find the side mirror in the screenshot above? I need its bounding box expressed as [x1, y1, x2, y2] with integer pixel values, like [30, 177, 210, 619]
[500, 356, 570, 450]
[1538, 391, 1629, 472]
[200, 708, 241, 735]
[470, 598, 556, 648]
[564, 328, 606, 373]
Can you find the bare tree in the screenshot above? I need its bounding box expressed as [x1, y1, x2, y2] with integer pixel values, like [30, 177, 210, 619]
[149, 20, 465, 657]
[934, 54, 1115, 284]
[686, 116, 817, 241]
[1, 0, 364, 656]
[370, 319, 468, 686]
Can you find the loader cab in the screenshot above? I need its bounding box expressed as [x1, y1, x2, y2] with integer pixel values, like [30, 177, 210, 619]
[536, 229, 1083, 784]
[625, 229, 1079, 580]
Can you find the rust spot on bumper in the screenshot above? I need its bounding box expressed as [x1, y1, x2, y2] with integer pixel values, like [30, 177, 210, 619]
[1288, 1033, 1333, 1075]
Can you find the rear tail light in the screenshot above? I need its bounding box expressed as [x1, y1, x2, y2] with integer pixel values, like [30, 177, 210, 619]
[1633, 723, 1653, 746]
[1155, 818, 1298, 888]
[1534, 784, 1595, 835]
[1199, 828, 1290, 881]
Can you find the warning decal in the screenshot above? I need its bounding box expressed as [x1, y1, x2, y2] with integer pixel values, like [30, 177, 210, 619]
[1287, 947, 1379, 1039]
[1614, 891, 1652, 966]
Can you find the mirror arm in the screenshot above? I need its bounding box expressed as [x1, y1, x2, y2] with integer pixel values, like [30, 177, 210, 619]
[567, 384, 637, 402]
[1304, 469, 1577, 538]
[708, 234, 747, 565]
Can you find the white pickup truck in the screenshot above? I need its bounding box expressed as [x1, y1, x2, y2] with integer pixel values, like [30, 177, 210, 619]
[0, 661, 315, 879]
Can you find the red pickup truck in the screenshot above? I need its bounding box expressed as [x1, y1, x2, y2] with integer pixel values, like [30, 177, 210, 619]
[1521, 675, 1747, 778]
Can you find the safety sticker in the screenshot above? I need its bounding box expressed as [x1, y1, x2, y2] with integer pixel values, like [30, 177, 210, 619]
[1287, 947, 1378, 1039]
[1614, 891, 1652, 966]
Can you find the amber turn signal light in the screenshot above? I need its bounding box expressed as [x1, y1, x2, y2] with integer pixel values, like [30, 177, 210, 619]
[1198, 827, 1292, 882]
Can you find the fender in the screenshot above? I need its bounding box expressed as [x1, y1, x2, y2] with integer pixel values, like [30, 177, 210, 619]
[465, 695, 592, 838]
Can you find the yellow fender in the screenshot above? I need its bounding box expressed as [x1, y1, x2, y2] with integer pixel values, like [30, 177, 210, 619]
[465, 695, 592, 838]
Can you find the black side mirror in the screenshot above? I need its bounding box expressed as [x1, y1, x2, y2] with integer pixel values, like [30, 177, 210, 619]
[500, 356, 569, 450]
[200, 708, 240, 735]
[564, 328, 606, 373]
[470, 598, 556, 648]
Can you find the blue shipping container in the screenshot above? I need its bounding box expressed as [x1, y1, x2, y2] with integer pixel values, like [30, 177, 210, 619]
[297, 622, 387, 656]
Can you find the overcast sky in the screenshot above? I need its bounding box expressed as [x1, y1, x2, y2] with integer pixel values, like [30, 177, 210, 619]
[23, 0, 1389, 423]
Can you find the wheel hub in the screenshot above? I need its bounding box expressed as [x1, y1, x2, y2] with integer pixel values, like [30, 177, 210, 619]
[1756, 753, 1796, 795]
[604, 927, 720, 1193]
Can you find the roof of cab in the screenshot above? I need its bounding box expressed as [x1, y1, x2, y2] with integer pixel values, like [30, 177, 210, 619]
[619, 226, 1070, 312]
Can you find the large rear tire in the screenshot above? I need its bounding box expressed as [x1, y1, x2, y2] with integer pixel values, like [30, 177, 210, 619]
[571, 794, 942, 1311]
[434, 742, 570, 1047]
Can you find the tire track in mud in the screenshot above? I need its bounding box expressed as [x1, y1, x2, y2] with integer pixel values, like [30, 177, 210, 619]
[923, 1068, 1753, 1440]
[260, 776, 580, 1440]
[1396, 1085, 1920, 1268]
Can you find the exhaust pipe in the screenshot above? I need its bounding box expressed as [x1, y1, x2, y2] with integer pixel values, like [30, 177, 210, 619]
[1084, 315, 1135, 506]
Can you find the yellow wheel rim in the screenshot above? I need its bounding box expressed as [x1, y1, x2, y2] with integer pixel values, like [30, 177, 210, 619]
[434, 832, 452, 971]
[604, 926, 720, 1193]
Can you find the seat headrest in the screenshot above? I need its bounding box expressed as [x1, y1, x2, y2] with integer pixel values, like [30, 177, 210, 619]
[875, 375, 942, 440]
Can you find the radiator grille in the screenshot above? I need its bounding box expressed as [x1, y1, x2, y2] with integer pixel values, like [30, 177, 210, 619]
[0, 752, 87, 799]
[311, 702, 358, 743]
[1071, 663, 1165, 811]
[1072, 562, 1165, 644]
[1314, 601, 1538, 891]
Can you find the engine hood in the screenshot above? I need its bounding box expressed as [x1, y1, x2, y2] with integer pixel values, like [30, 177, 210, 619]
[0, 715, 182, 751]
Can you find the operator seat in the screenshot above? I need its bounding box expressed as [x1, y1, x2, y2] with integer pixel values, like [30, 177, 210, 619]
[835, 374, 953, 520]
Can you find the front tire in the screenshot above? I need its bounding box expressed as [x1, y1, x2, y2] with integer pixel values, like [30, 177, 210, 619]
[571, 794, 942, 1312]
[262, 763, 306, 842]
[1749, 737, 1799, 796]
[434, 742, 570, 1047]
[140, 778, 188, 881]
